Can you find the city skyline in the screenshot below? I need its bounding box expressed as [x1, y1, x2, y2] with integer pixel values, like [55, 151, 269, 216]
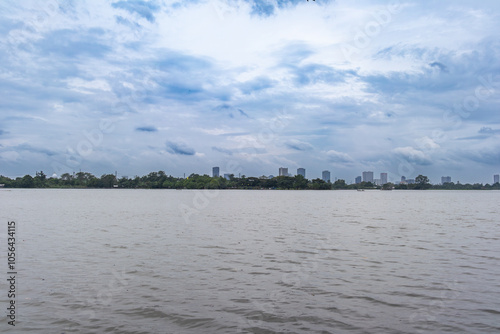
[208, 166, 499, 185]
[4, 166, 499, 186]
[1, 1, 499, 184]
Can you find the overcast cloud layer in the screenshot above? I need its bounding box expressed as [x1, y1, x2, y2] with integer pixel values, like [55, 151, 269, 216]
[1, 0, 499, 183]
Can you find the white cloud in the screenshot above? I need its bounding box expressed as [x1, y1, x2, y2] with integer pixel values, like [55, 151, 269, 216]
[285, 139, 314, 151]
[67, 78, 111, 93]
[393, 146, 432, 166]
[326, 150, 354, 163]
[414, 136, 440, 150]
[0, 0, 499, 182]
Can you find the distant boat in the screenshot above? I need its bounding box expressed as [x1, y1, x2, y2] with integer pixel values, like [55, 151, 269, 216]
[357, 189, 364, 191]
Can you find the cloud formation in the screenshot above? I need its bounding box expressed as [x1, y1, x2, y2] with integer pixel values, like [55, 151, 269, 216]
[111, 0, 160, 22]
[0, 0, 499, 183]
[393, 147, 432, 166]
[285, 140, 314, 152]
[166, 141, 195, 156]
[326, 150, 354, 163]
[136, 126, 158, 132]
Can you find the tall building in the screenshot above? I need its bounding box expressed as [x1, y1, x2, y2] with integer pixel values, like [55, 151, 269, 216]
[355, 176, 362, 184]
[441, 176, 452, 184]
[494, 174, 499, 184]
[322, 170, 331, 182]
[212, 167, 219, 178]
[224, 173, 231, 180]
[297, 168, 306, 178]
[401, 176, 406, 183]
[380, 173, 388, 185]
[279, 167, 288, 177]
[362, 171, 374, 183]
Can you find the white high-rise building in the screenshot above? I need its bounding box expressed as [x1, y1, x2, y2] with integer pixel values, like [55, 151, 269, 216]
[279, 167, 288, 177]
[380, 173, 388, 185]
[494, 174, 499, 184]
[212, 167, 219, 178]
[441, 176, 452, 184]
[362, 171, 374, 183]
[297, 168, 306, 178]
[322, 170, 331, 182]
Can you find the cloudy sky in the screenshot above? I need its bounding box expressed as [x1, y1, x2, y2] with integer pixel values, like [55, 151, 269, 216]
[1, 0, 499, 183]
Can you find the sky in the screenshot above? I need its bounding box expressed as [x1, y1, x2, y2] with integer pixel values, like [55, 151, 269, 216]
[0, 0, 499, 184]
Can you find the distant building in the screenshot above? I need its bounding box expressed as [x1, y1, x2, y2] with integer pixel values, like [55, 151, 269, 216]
[362, 171, 374, 183]
[407, 179, 415, 184]
[322, 170, 331, 182]
[494, 174, 499, 184]
[355, 176, 362, 184]
[374, 179, 381, 186]
[279, 167, 288, 177]
[224, 173, 231, 180]
[401, 176, 406, 182]
[0, 184, 4, 188]
[441, 176, 452, 184]
[297, 168, 306, 178]
[212, 167, 220, 178]
[380, 173, 388, 185]
[268, 175, 274, 179]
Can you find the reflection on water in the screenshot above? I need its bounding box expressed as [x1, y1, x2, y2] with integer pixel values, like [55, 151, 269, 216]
[1, 189, 500, 333]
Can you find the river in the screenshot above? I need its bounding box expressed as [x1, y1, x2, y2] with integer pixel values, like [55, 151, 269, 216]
[1, 189, 499, 333]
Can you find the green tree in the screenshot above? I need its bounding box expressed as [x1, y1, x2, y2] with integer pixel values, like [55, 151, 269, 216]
[415, 175, 431, 189]
[34, 171, 47, 187]
[263, 177, 277, 189]
[205, 177, 221, 189]
[310, 178, 330, 190]
[332, 179, 348, 189]
[217, 176, 228, 189]
[276, 176, 294, 189]
[46, 176, 60, 188]
[74, 172, 96, 187]
[100, 174, 117, 188]
[0, 175, 13, 187]
[293, 175, 308, 189]
[382, 182, 394, 190]
[244, 177, 261, 188]
[20, 175, 34, 188]
[353, 181, 374, 189]
[60, 173, 74, 186]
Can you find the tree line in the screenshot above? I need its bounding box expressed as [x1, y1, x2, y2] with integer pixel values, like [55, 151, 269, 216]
[0, 171, 498, 190]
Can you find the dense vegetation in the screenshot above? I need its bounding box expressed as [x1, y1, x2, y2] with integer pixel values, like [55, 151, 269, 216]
[1, 171, 499, 190]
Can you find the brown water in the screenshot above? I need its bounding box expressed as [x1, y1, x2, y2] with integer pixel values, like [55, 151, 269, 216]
[1, 189, 499, 333]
